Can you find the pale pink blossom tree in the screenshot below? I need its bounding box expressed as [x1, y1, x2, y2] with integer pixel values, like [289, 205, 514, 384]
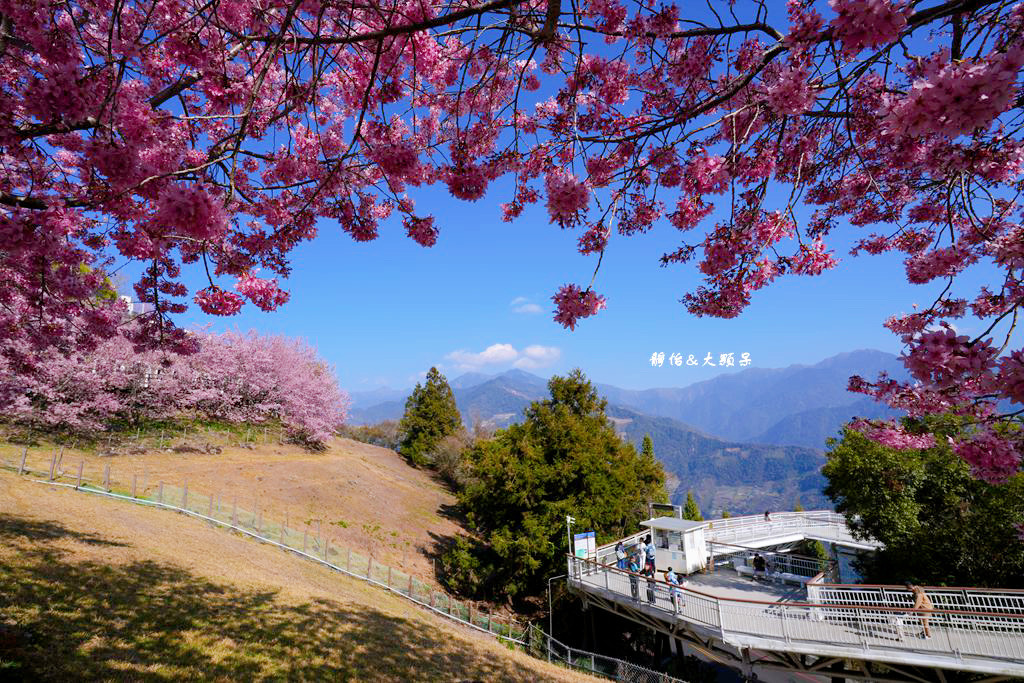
[0, 328, 348, 446]
[1, 0, 1022, 476]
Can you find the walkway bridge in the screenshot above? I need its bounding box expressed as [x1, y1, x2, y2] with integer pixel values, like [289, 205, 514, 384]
[569, 511, 1024, 681]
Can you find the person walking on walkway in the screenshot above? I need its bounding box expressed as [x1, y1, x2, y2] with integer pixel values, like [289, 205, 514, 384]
[643, 534, 656, 573]
[615, 541, 627, 569]
[645, 564, 657, 604]
[665, 567, 685, 612]
[906, 583, 934, 638]
[628, 552, 642, 601]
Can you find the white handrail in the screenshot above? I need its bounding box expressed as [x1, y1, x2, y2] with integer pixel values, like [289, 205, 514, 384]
[568, 556, 1024, 672]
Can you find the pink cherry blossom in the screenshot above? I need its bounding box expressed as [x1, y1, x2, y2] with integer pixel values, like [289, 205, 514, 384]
[851, 419, 936, 450]
[235, 275, 290, 311]
[0, 0, 1022, 483]
[545, 170, 590, 226]
[686, 154, 729, 194]
[762, 65, 816, 116]
[884, 47, 1024, 138]
[829, 0, 910, 58]
[195, 287, 244, 316]
[553, 284, 606, 330]
[404, 215, 439, 247]
[953, 429, 1022, 484]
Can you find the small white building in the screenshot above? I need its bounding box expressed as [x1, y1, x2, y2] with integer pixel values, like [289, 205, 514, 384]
[641, 517, 709, 575]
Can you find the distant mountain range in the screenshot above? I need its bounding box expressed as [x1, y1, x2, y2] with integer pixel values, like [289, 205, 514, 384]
[594, 350, 906, 447]
[347, 350, 907, 516]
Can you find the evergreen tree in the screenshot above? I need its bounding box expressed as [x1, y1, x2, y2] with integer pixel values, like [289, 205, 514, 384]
[641, 434, 654, 459]
[398, 367, 461, 466]
[682, 491, 702, 521]
[794, 499, 804, 512]
[824, 417, 1024, 587]
[721, 509, 731, 519]
[443, 369, 666, 600]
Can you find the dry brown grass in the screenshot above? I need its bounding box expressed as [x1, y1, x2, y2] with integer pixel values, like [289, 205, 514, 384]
[0, 471, 595, 681]
[1, 436, 463, 584]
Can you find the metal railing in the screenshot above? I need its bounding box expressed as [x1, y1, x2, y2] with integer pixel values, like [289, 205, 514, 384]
[702, 511, 853, 545]
[594, 511, 861, 567]
[597, 530, 649, 566]
[807, 582, 1024, 616]
[568, 556, 1024, 671]
[525, 625, 687, 683]
[708, 541, 837, 583]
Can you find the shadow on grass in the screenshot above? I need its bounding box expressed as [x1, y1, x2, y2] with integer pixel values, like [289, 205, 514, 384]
[0, 516, 129, 547]
[0, 515, 536, 682]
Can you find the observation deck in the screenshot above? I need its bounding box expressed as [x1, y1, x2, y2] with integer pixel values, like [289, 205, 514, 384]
[569, 511, 1024, 681]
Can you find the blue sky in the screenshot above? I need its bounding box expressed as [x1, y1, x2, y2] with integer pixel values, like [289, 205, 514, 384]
[113, 2, 1007, 394]
[143, 171, 1001, 393]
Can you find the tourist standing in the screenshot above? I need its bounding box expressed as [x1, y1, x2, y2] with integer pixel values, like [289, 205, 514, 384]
[906, 583, 934, 638]
[753, 553, 766, 581]
[628, 552, 642, 601]
[665, 567, 685, 611]
[644, 534, 656, 573]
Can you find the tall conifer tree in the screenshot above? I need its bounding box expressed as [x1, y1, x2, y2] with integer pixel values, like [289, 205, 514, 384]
[444, 369, 666, 599]
[683, 491, 703, 521]
[398, 367, 461, 466]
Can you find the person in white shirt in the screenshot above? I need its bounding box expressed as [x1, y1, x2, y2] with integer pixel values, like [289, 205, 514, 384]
[643, 534, 656, 573]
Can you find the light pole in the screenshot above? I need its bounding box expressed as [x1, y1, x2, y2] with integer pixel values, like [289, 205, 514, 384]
[565, 514, 576, 556]
[547, 573, 566, 661]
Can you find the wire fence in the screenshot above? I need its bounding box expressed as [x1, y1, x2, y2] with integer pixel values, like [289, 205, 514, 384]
[3, 444, 695, 681]
[1, 447, 525, 644]
[525, 625, 687, 683]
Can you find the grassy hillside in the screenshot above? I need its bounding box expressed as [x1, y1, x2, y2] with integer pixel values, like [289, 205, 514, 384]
[1, 436, 463, 584]
[0, 470, 594, 681]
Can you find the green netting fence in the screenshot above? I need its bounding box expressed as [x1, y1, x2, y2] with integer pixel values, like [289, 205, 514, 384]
[0, 446, 525, 644]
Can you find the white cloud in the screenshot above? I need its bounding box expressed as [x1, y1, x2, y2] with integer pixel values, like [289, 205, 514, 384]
[925, 322, 963, 334]
[514, 345, 561, 369]
[446, 343, 561, 371]
[510, 296, 543, 315]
